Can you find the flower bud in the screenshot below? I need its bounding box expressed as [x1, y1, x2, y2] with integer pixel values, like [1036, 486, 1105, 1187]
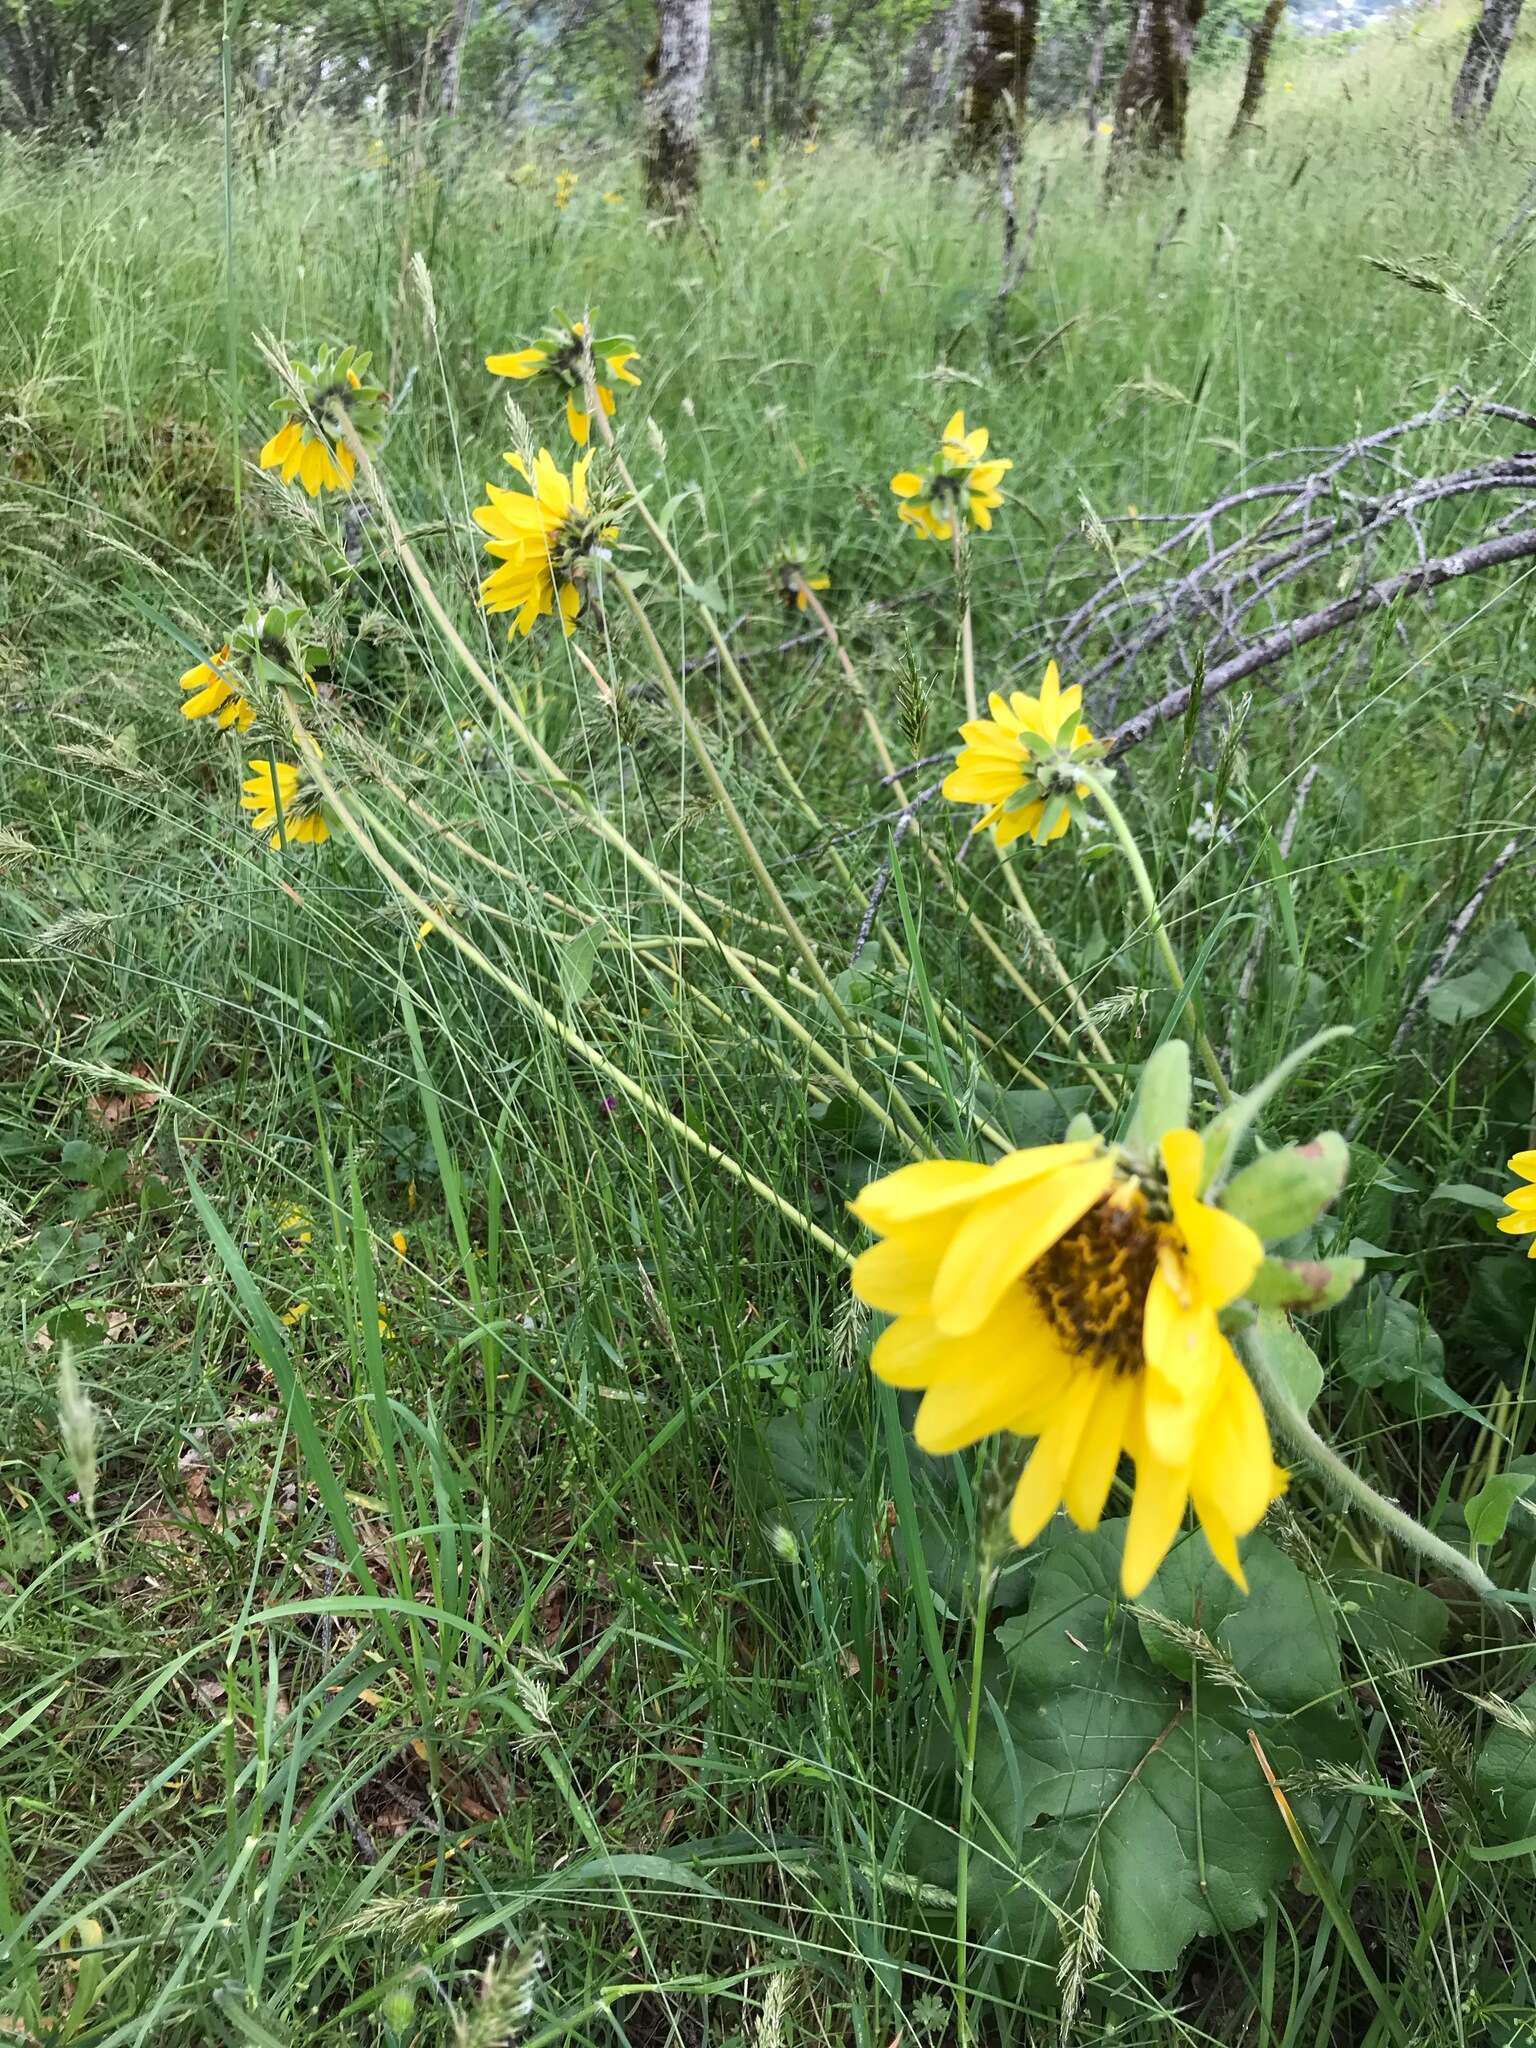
[1220, 1132, 1349, 1241]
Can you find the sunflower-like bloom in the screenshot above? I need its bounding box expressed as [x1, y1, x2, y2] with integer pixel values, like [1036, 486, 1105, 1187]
[554, 170, 579, 209]
[241, 755, 332, 850]
[179, 645, 254, 731]
[261, 370, 359, 495]
[851, 1128, 1287, 1596]
[890, 410, 1012, 541]
[474, 449, 618, 638]
[486, 318, 642, 447]
[768, 546, 830, 612]
[943, 660, 1099, 848]
[1499, 1153, 1536, 1255]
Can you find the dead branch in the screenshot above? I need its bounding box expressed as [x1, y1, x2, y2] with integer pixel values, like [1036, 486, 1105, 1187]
[1390, 835, 1528, 1054]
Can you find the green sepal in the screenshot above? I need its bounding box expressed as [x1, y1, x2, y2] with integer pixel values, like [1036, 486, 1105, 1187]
[1246, 1253, 1365, 1311]
[1122, 1039, 1191, 1160]
[1198, 1025, 1353, 1193]
[1221, 1132, 1349, 1240]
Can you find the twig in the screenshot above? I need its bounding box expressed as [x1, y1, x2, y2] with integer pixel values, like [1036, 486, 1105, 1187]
[1390, 834, 1527, 1053]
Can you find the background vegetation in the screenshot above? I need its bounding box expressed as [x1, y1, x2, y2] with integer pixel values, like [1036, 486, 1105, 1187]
[7, 3, 1536, 2042]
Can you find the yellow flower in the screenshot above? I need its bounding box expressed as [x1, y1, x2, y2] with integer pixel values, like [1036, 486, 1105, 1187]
[890, 409, 1012, 540]
[1098, 118, 1115, 135]
[281, 1299, 310, 1327]
[802, 138, 819, 155]
[769, 546, 830, 611]
[391, 1228, 408, 1259]
[1283, 79, 1295, 90]
[851, 1128, 1285, 1596]
[554, 170, 578, 208]
[279, 1208, 313, 1247]
[943, 660, 1098, 847]
[1499, 1153, 1536, 1256]
[748, 133, 762, 150]
[180, 644, 253, 731]
[259, 368, 364, 496]
[241, 755, 331, 850]
[473, 448, 618, 638]
[754, 177, 769, 194]
[602, 189, 624, 205]
[485, 318, 641, 447]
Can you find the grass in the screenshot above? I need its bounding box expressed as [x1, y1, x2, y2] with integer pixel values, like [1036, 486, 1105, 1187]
[7, 6, 1536, 2040]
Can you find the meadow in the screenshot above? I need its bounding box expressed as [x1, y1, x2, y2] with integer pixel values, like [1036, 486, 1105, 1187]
[7, 7, 1536, 2040]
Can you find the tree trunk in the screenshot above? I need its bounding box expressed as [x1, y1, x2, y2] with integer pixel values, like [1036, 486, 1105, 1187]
[645, 0, 712, 211]
[962, 0, 1038, 154]
[1229, 0, 1285, 135]
[440, 0, 479, 113]
[1107, 0, 1205, 176]
[1452, 0, 1524, 123]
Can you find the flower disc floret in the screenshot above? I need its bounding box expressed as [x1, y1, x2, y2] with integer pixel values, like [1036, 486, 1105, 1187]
[891, 410, 1012, 540]
[851, 1127, 1286, 1596]
[473, 448, 620, 639]
[944, 659, 1101, 847]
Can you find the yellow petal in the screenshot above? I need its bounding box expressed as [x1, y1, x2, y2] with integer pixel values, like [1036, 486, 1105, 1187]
[567, 393, 592, 445]
[1162, 1128, 1262, 1309]
[1009, 1371, 1098, 1545]
[1063, 1371, 1134, 1528]
[932, 1157, 1116, 1336]
[851, 1221, 959, 1314]
[1141, 1275, 1225, 1463]
[890, 471, 923, 498]
[1120, 1454, 1189, 1597]
[485, 347, 548, 378]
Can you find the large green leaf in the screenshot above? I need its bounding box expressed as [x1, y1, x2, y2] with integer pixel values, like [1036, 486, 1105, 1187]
[1426, 920, 1536, 1036]
[1476, 1684, 1536, 1843]
[925, 1520, 1345, 1974]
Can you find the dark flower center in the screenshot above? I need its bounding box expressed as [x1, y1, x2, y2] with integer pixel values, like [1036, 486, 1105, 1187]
[1028, 1192, 1161, 1375]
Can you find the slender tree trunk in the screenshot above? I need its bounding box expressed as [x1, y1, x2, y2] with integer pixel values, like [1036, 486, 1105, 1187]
[1229, 0, 1285, 135]
[1107, 0, 1204, 177]
[1084, 9, 1109, 143]
[962, 0, 1039, 155]
[1452, 0, 1524, 122]
[440, 0, 479, 112]
[645, 0, 712, 211]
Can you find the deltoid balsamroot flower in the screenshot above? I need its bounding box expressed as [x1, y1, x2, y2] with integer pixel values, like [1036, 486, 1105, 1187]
[890, 410, 1012, 541]
[851, 1044, 1359, 1596]
[768, 545, 830, 613]
[258, 344, 387, 497]
[241, 754, 331, 851]
[486, 318, 641, 447]
[180, 645, 254, 731]
[474, 449, 620, 639]
[1500, 1154, 1536, 1255]
[943, 659, 1101, 847]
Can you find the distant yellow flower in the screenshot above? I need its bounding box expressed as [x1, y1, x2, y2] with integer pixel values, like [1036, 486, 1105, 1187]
[748, 133, 762, 151]
[474, 448, 619, 638]
[554, 170, 579, 208]
[241, 754, 332, 850]
[754, 177, 769, 193]
[602, 189, 624, 205]
[258, 345, 387, 498]
[891, 410, 1012, 540]
[944, 660, 1099, 848]
[802, 138, 819, 155]
[279, 1208, 313, 1247]
[281, 1299, 310, 1327]
[852, 1127, 1284, 1595]
[1098, 118, 1115, 136]
[180, 644, 253, 731]
[391, 1228, 408, 1259]
[485, 316, 641, 446]
[1283, 79, 1295, 91]
[769, 546, 830, 611]
[1499, 1154, 1536, 1256]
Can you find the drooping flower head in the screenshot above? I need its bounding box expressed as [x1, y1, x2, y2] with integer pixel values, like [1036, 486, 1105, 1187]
[241, 752, 332, 851]
[767, 543, 830, 613]
[851, 1042, 1362, 1596]
[890, 410, 1012, 542]
[258, 343, 387, 497]
[486, 316, 642, 447]
[1499, 1153, 1536, 1256]
[180, 645, 254, 731]
[474, 448, 622, 639]
[943, 659, 1102, 847]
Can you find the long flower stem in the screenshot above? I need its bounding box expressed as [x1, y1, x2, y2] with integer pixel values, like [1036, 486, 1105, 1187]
[998, 861, 1120, 1076]
[952, 527, 978, 723]
[610, 570, 864, 1037]
[1080, 768, 1231, 1105]
[1241, 1330, 1508, 1613]
[281, 710, 854, 1263]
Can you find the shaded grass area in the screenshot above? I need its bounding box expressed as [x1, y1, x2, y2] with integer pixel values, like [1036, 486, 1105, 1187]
[7, 10, 1536, 2041]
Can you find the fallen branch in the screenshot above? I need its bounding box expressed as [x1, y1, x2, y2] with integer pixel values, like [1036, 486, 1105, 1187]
[1390, 834, 1527, 1054]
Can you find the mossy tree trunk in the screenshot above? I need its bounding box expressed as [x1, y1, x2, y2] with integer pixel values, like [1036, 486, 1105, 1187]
[962, 0, 1039, 156]
[1452, 0, 1524, 122]
[1229, 0, 1286, 136]
[645, 0, 712, 212]
[1107, 0, 1205, 177]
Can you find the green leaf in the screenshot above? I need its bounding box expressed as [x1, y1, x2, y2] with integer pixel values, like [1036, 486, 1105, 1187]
[1122, 1039, 1191, 1159]
[939, 1521, 1344, 1973]
[1247, 1254, 1364, 1311]
[1330, 1567, 1450, 1669]
[1247, 1308, 1324, 1413]
[559, 924, 601, 1009]
[1334, 1283, 1444, 1397]
[1426, 921, 1536, 1035]
[1466, 1471, 1535, 1550]
[1429, 1181, 1513, 1217]
[1476, 1684, 1536, 1844]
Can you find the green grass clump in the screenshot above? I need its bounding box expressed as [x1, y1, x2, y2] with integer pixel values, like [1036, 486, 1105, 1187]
[8, 11, 1536, 2041]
